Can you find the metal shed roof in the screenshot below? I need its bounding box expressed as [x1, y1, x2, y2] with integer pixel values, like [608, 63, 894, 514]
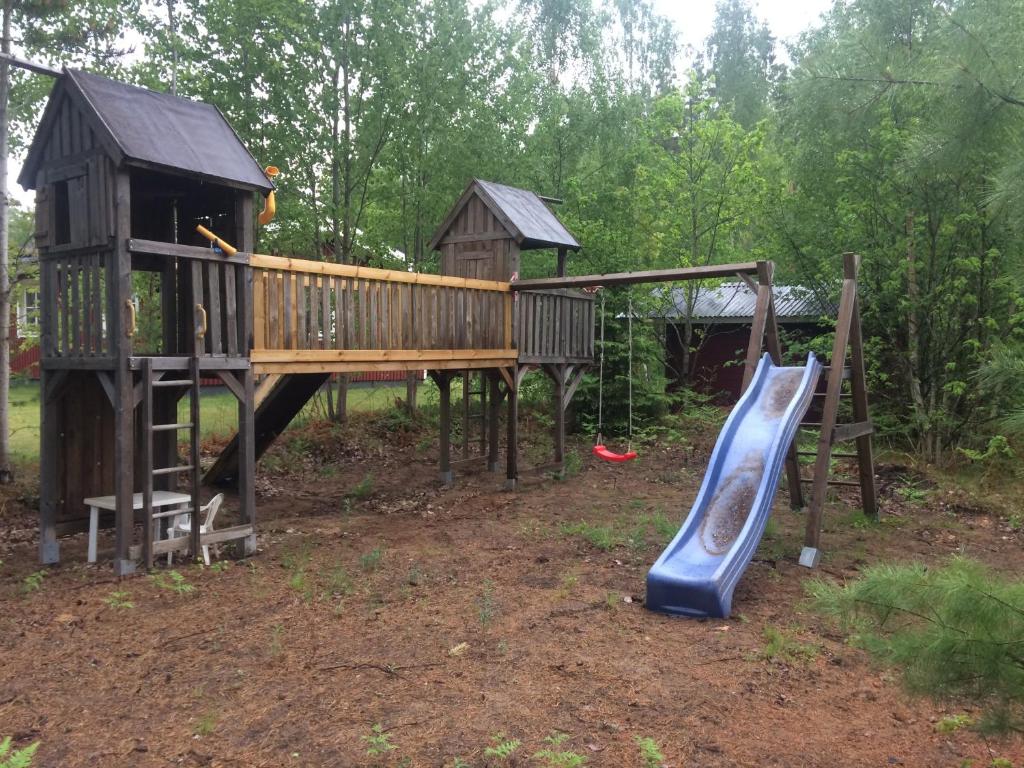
[20, 69, 273, 193]
[655, 282, 834, 323]
[429, 179, 580, 251]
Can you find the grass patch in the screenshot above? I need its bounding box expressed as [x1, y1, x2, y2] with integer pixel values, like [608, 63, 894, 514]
[759, 625, 819, 663]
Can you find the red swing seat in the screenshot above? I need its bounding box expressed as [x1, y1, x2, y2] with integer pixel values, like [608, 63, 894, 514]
[593, 444, 638, 463]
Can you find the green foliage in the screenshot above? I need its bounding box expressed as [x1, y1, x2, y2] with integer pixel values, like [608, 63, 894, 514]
[21, 571, 45, 595]
[635, 736, 665, 768]
[808, 557, 1024, 731]
[360, 546, 385, 573]
[533, 732, 586, 767]
[102, 591, 134, 610]
[194, 712, 217, 737]
[363, 723, 396, 757]
[151, 570, 195, 595]
[483, 735, 520, 760]
[560, 521, 619, 551]
[0, 737, 38, 768]
[348, 474, 375, 501]
[935, 714, 973, 733]
[759, 625, 818, 663]
[478, 579, 497, 629]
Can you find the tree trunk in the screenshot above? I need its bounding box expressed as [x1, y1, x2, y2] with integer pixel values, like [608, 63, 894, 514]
[905, 211, 932, 460]
[0, 0, 13, 484]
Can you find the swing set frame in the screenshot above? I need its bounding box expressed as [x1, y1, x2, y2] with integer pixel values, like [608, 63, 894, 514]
[509, 254, 877, 564]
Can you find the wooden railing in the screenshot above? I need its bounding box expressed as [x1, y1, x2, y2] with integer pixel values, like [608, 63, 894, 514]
[516, 289, 595, 364]
[41, 251, 111, 360]
[249, 254, 516, 372]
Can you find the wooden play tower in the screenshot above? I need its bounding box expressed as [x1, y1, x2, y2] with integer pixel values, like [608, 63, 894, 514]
[22, 69, 875, 574]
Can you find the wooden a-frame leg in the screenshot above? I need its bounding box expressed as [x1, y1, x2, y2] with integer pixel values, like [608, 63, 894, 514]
[802, 259, 858, 568]
[38, 370, 60, 564]
[848, 294, 878, 520]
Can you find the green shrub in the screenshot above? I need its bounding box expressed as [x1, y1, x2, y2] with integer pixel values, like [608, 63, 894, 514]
[808, 556, 1024, 732]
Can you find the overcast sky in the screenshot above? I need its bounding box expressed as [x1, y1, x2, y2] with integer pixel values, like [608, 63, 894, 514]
[652, 0, 833, 58]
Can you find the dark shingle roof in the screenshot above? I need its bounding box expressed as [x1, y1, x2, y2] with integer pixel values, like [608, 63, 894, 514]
[20, 69, 272, 193]
[429, 179, 580, 251]
[655, 282, 834, 323]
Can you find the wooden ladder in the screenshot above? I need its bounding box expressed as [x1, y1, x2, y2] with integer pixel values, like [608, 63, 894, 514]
[459, 371, 488, 460]
[797, 253, 878, 567]
[140, 356, 202, 570]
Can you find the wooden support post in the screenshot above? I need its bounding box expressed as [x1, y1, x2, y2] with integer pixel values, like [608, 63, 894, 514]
[38, 370, 60, 564]
[488, 370, 502, 472]
[141, 358, 155, 570]
[544, 364, 567, 474]
[505, 366, 520, 490]
[756, 262, 805, 510]
[189, 357, 201, 561]
[237, 366, 257, 555]
[461, 371, 470, 458]
[113, 169, 135, 576]
[433, 371, 453, 485]
[556, 246, 567, 278]
[741, 261, 772, 394]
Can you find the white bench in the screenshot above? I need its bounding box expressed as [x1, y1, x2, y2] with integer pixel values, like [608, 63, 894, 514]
[83, 491, 192, 563]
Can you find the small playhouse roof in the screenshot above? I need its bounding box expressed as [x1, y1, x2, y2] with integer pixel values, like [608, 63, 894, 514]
[656, 282, 834, 324]
[429, 179, 580, 252]
[19, 69, 273, 194]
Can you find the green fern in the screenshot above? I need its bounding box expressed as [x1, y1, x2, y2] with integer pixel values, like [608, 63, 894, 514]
[0, 737, 39, 768]
[483, 734, 520, 760]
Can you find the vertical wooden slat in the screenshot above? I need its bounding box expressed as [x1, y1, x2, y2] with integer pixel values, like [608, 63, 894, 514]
[282, 272, 294, 349]
[224, 262, 238, 356]
[191, 260, 205, 354]
[321, 276, 331, 349]
[253, 270, 267, 350]
[206, 261, 222, 355]
[69, 257, 80, 355]
[81, 255, 92, 354]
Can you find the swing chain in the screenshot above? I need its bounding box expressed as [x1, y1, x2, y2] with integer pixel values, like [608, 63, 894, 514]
[596, 291, 605, 446]
[627, 295, 633, 452]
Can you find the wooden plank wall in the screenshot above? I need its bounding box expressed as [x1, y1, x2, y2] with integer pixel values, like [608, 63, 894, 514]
[516, 289, 595, 363]
[252, 262, 514, 354]
[54, 372, 116, 532]
[438, 193, 519, 281]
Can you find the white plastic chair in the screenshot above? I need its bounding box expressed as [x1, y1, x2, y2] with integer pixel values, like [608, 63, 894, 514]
[167, 493, 224, 566]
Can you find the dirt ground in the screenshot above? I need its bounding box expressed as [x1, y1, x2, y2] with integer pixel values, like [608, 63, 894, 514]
[1, 413, 1023, 767]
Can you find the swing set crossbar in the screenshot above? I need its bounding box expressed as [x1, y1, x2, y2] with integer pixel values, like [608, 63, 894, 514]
[510, 262, 761, 291]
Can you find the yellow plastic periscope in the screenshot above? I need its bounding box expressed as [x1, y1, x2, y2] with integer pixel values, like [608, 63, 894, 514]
[195, 224, 238, 256]
[258, 165, 279, 226]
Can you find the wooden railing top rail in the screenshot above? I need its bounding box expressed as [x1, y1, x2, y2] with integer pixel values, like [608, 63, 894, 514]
[250, 254, 511, 292]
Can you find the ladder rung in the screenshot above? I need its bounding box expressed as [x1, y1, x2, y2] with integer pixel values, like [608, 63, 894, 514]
[152, 465, 195, 476]
[153, 379, 195, 388]
[820, 366, 852, 379]
[797, 450, 858, 458]
[153, 422, 194, 432]
[799, 477, 862, 487]
[812, 391, 849, 397]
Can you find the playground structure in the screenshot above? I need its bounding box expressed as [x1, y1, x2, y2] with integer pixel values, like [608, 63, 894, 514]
[22, 69, 877, 589]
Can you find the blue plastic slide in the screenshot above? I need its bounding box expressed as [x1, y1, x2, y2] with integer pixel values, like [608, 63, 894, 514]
[645, 352, 822, 618]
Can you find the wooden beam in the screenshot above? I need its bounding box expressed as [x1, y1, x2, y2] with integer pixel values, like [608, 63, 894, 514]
[250, 253, 510, 292]
[0, 52, 62, 77]
[510, 262, 761, 291]
[250, 348, 516, 364]
[253, 358, 511, 375]
[832, 420, 874, 443]
[127, 238, 250, 265]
